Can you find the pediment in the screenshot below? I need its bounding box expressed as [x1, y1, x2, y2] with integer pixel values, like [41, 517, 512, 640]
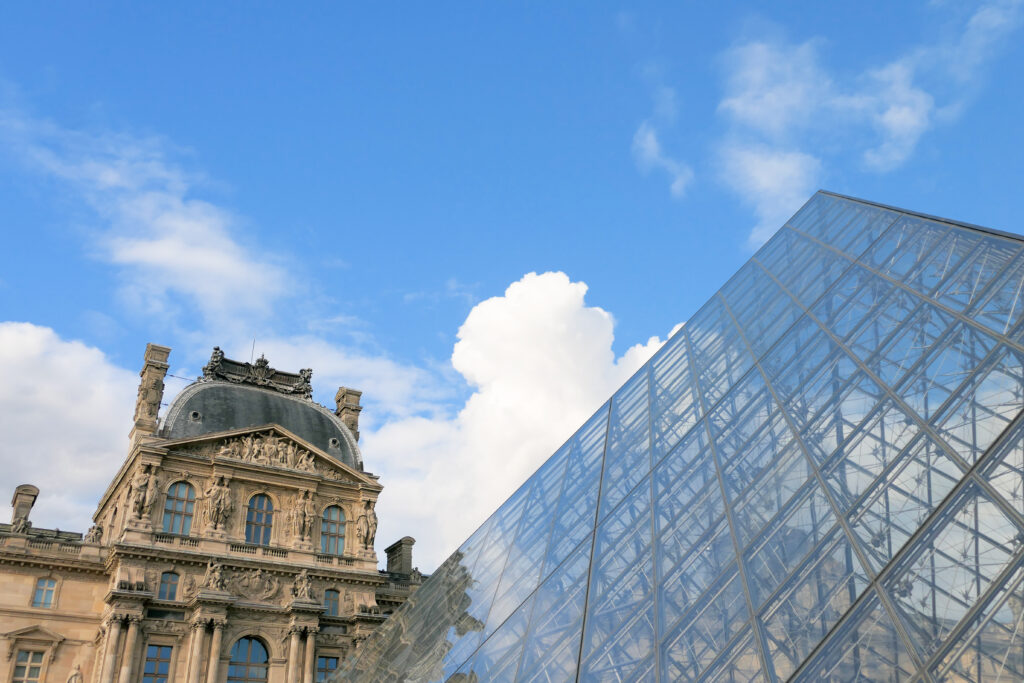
[3, 625, 65, 644]
[162, 425, 377, 487]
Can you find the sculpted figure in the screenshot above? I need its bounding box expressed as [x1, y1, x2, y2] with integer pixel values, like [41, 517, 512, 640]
[263, 433, 281, 463]
[297, 449, 316, 472]
[11, 516, 30, 534]
[240, 435, 255, 461]
[203, 560, 226, 591]
[283, 441, 297, 468]
[130, 465, 152, 518]
[356, 501, 378, 549]
[203, 476, 233, 530]
[142, 467, 159, 516]
[292, 569, 313, 600]
[66, 664, 83, 683]
[85, 525, 103, 543]
[299, 490, 317, 541]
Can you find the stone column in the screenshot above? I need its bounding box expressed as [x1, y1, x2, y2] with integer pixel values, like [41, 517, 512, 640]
[205, 621, 224, 683]
[286, 628, 302, 683]
[99, 616, 123, 683]
[117, 616, 141, 683]
[187, 621, 207, 683]
[303, 628, 317, 683]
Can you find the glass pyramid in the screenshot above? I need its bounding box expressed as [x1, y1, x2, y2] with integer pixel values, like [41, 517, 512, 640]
[338, 192, 1024, 682]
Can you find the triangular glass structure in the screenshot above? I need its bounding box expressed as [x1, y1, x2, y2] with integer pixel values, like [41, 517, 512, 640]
[337, 192, 1024, 682]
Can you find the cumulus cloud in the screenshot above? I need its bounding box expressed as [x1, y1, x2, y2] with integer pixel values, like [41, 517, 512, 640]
[0, 323, 137, 531]
[715, 0, 1022, 246]
[365, 272, 670, 568]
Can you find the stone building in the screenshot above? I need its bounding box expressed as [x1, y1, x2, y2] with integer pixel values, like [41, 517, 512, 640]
[0, 344, 422, 683]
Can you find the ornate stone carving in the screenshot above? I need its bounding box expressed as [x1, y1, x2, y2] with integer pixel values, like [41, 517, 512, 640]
[201, 347, 313, 399]
[228, 568, 279, 601]
[356, 501, 378, 550]
[212, 431, 319, 474]
[202, 560, 226, 591]
[202, 475, 233, 532]
[128, 465, 159, 520]
[84, 525, 103, 544]
[291, 569, 314, 601]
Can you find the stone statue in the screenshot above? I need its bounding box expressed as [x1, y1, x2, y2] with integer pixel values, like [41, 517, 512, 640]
[11, 516, 30, 534]
[85, 525, 103, 543]
[66, 665, 83, 683]
[129, 466, 152, 519]
[142, 467, 159, 516]
[203, 560, 226, 591]
[203, 476, 233, 530]
[297, 449, 316, 472]
[292, 569, 313, 600]
[299, 490, 317, 541]
[356, 501, 377, 549]
[298, 368, 313, 398]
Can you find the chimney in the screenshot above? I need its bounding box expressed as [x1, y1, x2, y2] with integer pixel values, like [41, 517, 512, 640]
[385, 536, 416, 577]
[11, 484, 39, 527]
[130, 343, 171, 446]
[334, 386, 363, 441]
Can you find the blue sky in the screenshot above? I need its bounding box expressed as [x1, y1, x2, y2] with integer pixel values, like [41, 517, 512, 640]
[1, 2, 1022, 569]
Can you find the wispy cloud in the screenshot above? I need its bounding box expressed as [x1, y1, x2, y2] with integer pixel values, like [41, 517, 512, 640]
[632, 84, 694, 198]
[715, 0, 1023, 246]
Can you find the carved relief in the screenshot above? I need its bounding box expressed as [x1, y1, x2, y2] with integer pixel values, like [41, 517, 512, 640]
[202, 475, 233, 532]
[210, 431, 318, 474]
[228, 568, 279, 601]
[201, 347, 313, 399]
[291, 569, 314, 601]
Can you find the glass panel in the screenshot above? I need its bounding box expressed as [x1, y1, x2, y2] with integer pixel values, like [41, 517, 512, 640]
[934, 234, 1022, 316]
[760, 528, 870, 680]
[884, 482, 1024, 663]
[697, 628, 767, 683]
[795, 592, 918, 682]
[598, 368, 652, 520]
[687, 297, 752, 406]
[982, 419, 1024, 515]
[932, 344, 1024, 466]
[744, 482, 838, 607]
[970, 256, 1024, 337]
[932, 562, 1024, 682]
[845, 434, 964, 573]
[787, 194, 900, 257]
[812, 263, 897, 343]
[650, 330, 701, 459]
[659, 568, 749, 681]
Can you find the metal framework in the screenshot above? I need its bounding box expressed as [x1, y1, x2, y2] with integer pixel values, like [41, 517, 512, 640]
[337, 192, 1024, 682]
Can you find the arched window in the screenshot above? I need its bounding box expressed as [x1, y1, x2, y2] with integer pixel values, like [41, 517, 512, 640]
[323, 589, 340, 617]
[158, 572, 179, 600]
[320, 505, 345, 555]
[245, 494, 274, 546]
[227, 637, 268, 683]
[32, 578, 56, 608]
[162, 482, 196, 535]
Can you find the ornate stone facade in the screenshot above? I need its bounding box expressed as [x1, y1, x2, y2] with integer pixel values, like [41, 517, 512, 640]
[0, 344, 422, 683]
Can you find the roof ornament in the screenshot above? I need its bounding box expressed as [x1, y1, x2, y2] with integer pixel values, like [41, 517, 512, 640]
[200, 346, 314, 399]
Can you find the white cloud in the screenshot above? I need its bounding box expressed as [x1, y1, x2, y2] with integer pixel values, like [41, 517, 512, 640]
[0, 323, 137, 532]
[364, 272, 670, 568]
[632, 121, 694, 198]
[719, 143, 821, 248]
[0, 115, 288, 327]
[715, 0, 1022, 245]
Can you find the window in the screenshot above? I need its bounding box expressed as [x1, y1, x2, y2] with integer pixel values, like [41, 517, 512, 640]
[228, 637, 268, 683]
[32, 578, 55, 608]
[323, 589, 340, 617]
[320, 505, 345, 555]
[245, 495, 274, 546]
[158, 572, 179, 600]
[162, 482, 196, 535]
[12, 651, 44, 683]
[142, 644, 173, 683]
[316, 656, 339, 681]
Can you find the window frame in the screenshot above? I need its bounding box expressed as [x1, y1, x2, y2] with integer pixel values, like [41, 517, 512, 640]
[316, 654, 341, 681]
[141, 642, 175, 683]
[158, 571, 179, 601]
[30, 577, 57, 609]
[323, 589, 340, 617]
[10, 650, 46, 683]
[245, 494, 275, 546]
[227, 636, 270, 683]
[162, 481, 196, 536]
[320, 505, 346, 556]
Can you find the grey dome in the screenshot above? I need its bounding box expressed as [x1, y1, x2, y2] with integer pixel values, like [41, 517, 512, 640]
[162, 381, 362, 469]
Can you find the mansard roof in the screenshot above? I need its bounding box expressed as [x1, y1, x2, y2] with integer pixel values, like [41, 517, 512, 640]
[161, 348, 362, 470]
